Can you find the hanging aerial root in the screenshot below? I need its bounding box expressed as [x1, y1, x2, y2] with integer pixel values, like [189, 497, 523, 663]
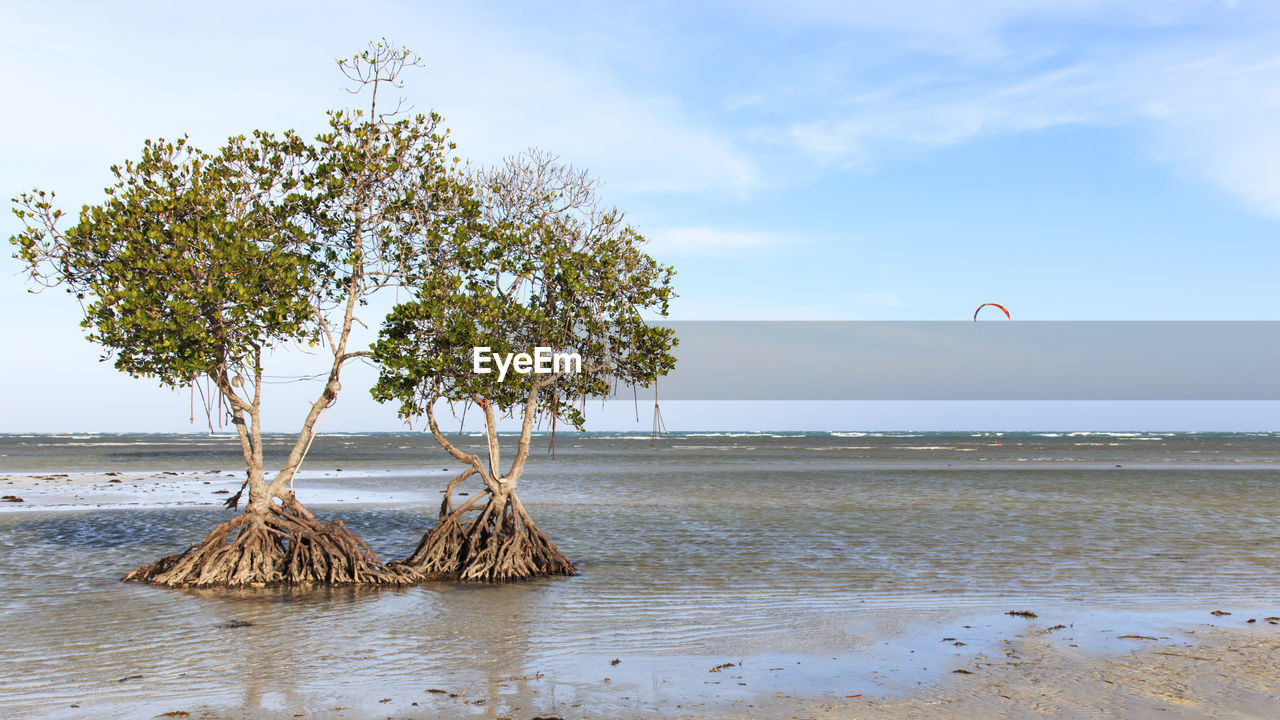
[394, 492, 576, 582]
[123, 498, 421, 587]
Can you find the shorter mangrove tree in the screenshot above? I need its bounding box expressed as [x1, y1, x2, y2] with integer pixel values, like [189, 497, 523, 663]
[372, 149, 677, 582]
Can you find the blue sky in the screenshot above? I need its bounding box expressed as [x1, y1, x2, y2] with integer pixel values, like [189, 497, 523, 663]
[3, 1, 1280, 432]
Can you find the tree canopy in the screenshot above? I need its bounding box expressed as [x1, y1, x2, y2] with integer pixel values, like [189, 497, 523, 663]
[370, 149, 678, 581]
[8, 39, 469, 587]
[371, 149, 677, 432]
[12, 132, 316, 387]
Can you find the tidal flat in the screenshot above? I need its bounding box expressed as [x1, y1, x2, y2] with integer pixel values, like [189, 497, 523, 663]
[2, 431, 1278, 718]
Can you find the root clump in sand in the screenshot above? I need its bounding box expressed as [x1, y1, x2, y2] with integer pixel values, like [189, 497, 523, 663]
[396, 473, 574, 582]
[125, 496, 417, 587]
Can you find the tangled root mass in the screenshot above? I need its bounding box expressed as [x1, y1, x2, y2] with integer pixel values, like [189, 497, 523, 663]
[124, 497, 418, 587]
[396, 492, 576, 582]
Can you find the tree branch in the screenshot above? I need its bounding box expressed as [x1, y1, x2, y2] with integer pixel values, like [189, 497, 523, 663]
[425, 397, 487, 477]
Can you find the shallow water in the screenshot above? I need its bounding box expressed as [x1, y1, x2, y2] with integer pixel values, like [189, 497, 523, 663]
[1, 432, 1279, 718]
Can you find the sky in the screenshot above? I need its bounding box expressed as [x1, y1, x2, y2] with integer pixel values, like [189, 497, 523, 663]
[2, 0, 1280, 432]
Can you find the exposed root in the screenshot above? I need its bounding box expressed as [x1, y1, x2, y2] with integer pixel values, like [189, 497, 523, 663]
[123, 497, 420, 587]
[399, 514, 469, 577]
[395, 492, 576, 582]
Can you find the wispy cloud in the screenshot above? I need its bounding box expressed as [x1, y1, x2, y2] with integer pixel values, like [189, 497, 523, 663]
[644, 226, 781, 257]
[0, 1, 762, 203]
[782, 62, 1122, 161]
[1144, 53, 1280, 218]
[752, 2, 1280, 217]
[403, 6, 761, 196]
[5, 0, 1278, 215]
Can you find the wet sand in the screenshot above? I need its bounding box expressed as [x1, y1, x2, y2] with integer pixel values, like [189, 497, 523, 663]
[2, 469, 1277, 719]
[845, 622, 1280, 720]
[547, 622, 1280, 720]
[24, 607, 1275, 720]
[0, 469, 437, 511]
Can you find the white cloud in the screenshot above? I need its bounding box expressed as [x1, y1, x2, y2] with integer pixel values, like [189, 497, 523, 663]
[767, 17, 1280, 217]
[395, 7, 760, 196]
[0, 1, 760, 207]
[1145, 54, 1280, 218]
[644, 226, 780, 257]
[783, 62, 1120, 161]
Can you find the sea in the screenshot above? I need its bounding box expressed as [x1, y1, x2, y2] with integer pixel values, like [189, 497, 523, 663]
[1, 431, 1278, 718]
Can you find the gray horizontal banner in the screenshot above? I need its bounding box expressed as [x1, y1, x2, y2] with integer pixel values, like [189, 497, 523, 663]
[646, 322, 1280, 400]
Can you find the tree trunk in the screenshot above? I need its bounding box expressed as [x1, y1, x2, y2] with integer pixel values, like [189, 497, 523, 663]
[399, 387, 575, 582]
[124, 366, 415, 587]
[123, 305, 402, 587]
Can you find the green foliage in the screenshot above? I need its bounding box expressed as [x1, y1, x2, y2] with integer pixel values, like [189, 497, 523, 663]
[10, 133, 317, 386]
[305, 106, 472, 302]
[371, 150, 677, 430]
[300, 40, 473, 304]
[8, 39, 473, 396]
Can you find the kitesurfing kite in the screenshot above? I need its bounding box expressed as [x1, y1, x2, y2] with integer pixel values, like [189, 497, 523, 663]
[973, 302, 1011, 321]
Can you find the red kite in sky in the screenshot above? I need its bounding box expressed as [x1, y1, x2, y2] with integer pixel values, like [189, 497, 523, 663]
[973, 303, 1011, 321]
